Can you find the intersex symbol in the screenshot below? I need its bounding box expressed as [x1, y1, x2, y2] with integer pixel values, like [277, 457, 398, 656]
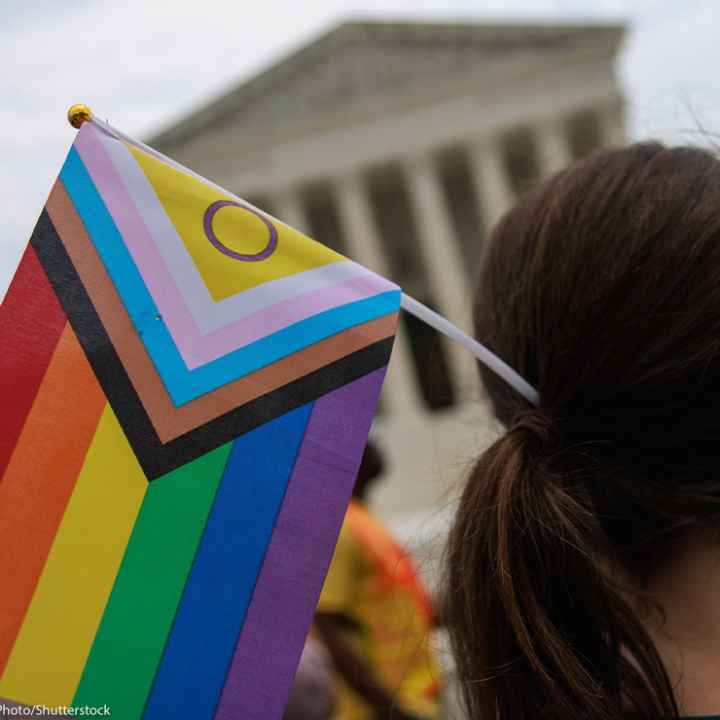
[203, 200, 278, 262]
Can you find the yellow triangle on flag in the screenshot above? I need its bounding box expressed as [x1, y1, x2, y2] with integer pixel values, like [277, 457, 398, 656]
[128, 145, 344, 301]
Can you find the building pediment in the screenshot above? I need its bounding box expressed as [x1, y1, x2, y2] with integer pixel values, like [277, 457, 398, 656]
[151, 20, 624, 152]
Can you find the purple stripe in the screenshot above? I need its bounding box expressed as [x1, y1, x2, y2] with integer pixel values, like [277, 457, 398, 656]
[213, 367, 387, 720]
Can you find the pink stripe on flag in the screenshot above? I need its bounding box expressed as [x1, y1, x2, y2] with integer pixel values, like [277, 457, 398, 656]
[180, 274, 394, 368]
[74, 126, 200, 349]
[73, 126, 393, 370]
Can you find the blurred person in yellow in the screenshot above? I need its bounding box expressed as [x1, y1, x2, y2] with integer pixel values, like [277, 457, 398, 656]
[315, 443, 442, 720]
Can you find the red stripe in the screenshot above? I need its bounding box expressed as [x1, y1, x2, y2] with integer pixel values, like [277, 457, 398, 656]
[0, 324, 106, 675]
[0, 241, 66, 480]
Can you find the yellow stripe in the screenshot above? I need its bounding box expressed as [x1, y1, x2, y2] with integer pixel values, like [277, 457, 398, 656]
[0, 405, 147, 705]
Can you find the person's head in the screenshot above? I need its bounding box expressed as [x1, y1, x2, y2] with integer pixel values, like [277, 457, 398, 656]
[352, 442, 385, 501]
[445, 142, 720, 720]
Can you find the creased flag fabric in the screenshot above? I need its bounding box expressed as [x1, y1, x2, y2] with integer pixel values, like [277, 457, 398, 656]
[0, 120, 399, 719]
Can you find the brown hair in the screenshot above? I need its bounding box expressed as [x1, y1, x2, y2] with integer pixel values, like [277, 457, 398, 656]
[445, 142, 720, 720]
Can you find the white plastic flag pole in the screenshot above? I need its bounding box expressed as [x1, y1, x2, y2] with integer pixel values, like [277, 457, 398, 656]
[400, 294, 540, 406]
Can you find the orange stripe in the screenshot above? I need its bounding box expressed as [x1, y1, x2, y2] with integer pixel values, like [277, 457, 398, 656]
[0, 324, 106, 676]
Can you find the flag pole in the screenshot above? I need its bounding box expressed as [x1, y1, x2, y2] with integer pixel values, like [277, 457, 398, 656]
[399, 294, 539, 405]
[66, 104, 540, 406]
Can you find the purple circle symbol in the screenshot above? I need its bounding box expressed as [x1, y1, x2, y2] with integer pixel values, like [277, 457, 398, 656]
[203, 200, 278, 262]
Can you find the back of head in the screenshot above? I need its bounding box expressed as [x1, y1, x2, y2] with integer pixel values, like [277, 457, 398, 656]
[445, 143, 720, 720]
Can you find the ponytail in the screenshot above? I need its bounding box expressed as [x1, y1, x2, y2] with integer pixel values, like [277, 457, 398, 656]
[445, 410, 678, 720]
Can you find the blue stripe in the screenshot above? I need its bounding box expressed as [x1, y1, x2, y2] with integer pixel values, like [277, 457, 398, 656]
[141, 401, 313, 720]
[59, 147, 401, 407]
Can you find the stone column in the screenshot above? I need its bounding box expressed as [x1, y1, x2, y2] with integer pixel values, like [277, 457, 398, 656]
[334, 172, 424, 415]
[467, 135, 514, 242]
[402, 154, 478, 396]
[272, 188, 308, 234]
[535, 115, 573, 177]
[598, 97, 626, 148]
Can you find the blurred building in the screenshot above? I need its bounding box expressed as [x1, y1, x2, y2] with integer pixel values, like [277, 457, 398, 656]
[151, 20, 625, 579]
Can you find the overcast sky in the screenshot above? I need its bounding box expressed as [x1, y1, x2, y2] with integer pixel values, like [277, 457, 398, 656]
[2, 0, 719, 298]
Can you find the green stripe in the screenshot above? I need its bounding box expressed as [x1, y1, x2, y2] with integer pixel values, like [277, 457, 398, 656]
[72, 443, 232, 719]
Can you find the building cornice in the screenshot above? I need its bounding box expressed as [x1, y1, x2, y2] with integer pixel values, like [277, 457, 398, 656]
[160, 34, 623, 195]
[149, 19, 625, 152]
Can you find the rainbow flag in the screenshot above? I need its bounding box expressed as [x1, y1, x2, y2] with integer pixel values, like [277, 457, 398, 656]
[0, 120, 399, 719]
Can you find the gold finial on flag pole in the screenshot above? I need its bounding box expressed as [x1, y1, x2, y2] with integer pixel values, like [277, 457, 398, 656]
[67, 103, 92, 129]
